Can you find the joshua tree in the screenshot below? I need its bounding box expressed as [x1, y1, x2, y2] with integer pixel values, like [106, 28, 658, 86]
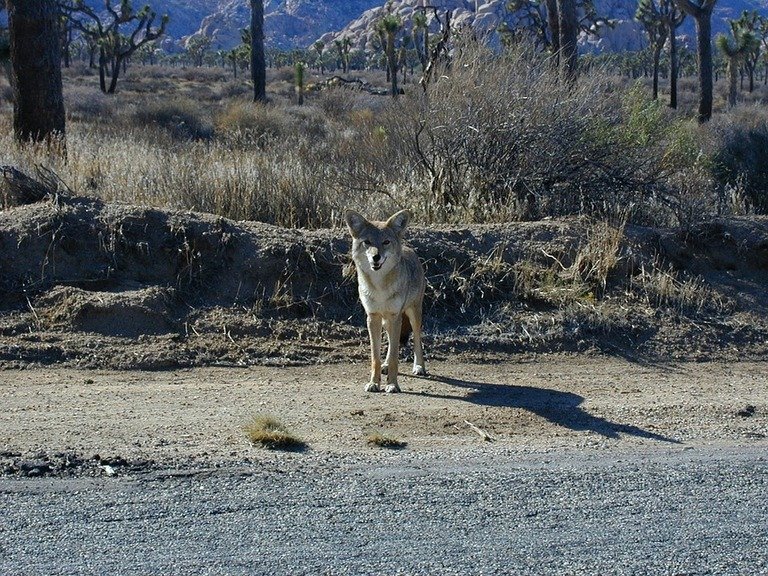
[660, 0, 686, 108]
[506, 0, 608, 79]
[413, 8, 429, 69]
[59, 9, 75, 67]
[716, 23, 759, 107]
[731, 11, 763, 92]
[313, 40, 325, 73]
[378, 12, 403, 97]
[6, 0, 66, 146]
[333, 36, 352, 73]
[185, 34, 211, 67]
[62, 0, 168, 94]
[635, 0, 668, 100]
[675, 0, 717, 122]
[295, 61, 305, 105]
[250, 0, 266, 102]
[556, 0, 578, 81]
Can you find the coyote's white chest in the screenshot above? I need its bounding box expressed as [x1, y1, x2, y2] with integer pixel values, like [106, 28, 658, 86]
[357, 271, 406, 314]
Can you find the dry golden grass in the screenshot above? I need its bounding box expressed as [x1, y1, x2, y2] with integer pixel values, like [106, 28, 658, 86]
[244, 415, 307, 451]
[366, 432, 407, 449]
[2, 51, 767, 230]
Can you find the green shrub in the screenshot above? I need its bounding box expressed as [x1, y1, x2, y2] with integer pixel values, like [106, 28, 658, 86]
[366, 41, 677, 225]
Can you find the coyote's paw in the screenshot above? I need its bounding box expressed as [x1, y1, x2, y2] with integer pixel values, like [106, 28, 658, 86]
[385, 383, 401, 393]
[412, 365, 427, 376]
[365, 382, 381, 393]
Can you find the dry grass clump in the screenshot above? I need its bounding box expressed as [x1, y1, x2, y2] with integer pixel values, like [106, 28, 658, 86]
[214, 101, 291, 147]
[64, 85, 115, 122]
[244, 415, 307, 451]
[511, 220, 626, 307]
[366, 432, 407, 449]
[214, 102, 328, 148]
[632, 262, 734, 317]
[132, 97, 214, 141]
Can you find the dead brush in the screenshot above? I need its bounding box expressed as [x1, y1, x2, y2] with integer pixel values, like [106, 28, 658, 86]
[244, 415, 307, 451]
[366, 432, 407, 449]
[448, 244, 515, 309]
[523, 220, 627, 307]
[632, 260, 734, 317]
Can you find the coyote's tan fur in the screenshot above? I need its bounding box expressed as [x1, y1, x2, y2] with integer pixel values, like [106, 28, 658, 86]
[345, 209, 427, 393]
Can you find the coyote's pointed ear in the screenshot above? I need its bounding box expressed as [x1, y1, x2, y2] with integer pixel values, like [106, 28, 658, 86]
[344, 210, 369, 238]
[386, 210, 411, 236]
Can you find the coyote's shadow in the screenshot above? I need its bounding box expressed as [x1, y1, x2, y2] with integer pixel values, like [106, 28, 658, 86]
[413, 374, 678, 443]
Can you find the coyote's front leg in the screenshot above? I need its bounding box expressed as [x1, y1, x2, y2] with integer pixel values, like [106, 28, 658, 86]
[382, 313, 402, 393]
[365, 313, 383, 392]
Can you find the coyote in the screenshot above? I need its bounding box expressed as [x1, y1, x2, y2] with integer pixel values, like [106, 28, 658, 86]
[345, 209, 427, 393]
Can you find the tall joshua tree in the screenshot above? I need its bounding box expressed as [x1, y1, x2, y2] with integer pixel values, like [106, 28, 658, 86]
[250, 0, 266, 102]
[676, 0, 718, 122]
[63, 0, 168, 94]
[716, 24, 759, 107]
[556, 0, 578, 81]
[636, 0, 668, 100]
[6, 0, 66, 145]
[378, 12, 402, 97]
[660, 0, 686, 108]
[413, 8, 429, 70]
[731, 11, 763, 92]
[635, 0, 685, 105]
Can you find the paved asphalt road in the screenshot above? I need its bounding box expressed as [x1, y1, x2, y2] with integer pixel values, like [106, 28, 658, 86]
[2, 444, 767, 576]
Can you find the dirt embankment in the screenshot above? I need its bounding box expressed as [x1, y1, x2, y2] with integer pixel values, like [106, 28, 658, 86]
[2, 192, 768, 369]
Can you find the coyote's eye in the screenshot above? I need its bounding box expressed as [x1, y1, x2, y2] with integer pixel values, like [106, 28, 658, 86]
[382, 240, 391, 245]
[362, 240, 371, 246]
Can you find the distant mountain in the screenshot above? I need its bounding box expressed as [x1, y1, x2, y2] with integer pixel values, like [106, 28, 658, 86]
[90, 0, 768, 52]
[80, 0, 219, 43]
[78, 0, 379, 50]
[316, 0, 768, 55]
[183, 0, 382, 50]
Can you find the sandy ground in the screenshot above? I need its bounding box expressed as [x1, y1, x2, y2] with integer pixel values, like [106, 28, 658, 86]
[2, 355, 766, 471]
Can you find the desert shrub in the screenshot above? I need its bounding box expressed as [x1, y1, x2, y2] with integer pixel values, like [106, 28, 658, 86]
[706, 106, 768, 214]
[132, 97, 213, 141]
[272, 66, 298, 83]
[366, 432, 407, 448]
[218, 80, 251, 100]
[214, 101, 292, 147]
[314, 87, 359, 120]
[64, 85, 115, 121]
[284, 105, 329, 142]
[177, 66, 230, 84]
[656, 121, 722, 226]
[370, 41, 675, 225]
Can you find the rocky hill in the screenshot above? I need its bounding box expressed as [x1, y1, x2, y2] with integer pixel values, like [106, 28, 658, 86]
[81, 0, 767, 52]
[175, 0, 381, 50]
[316, 0, 768, 55]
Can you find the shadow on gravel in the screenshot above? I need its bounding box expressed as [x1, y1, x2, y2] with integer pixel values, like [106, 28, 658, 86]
[415, 375, 679, 443]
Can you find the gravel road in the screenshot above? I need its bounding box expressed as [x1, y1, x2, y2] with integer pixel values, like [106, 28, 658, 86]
[3, 443, 767, 576]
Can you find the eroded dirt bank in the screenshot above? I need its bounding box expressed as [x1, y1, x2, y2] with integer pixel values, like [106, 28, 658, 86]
[2, 195, 768, 370]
